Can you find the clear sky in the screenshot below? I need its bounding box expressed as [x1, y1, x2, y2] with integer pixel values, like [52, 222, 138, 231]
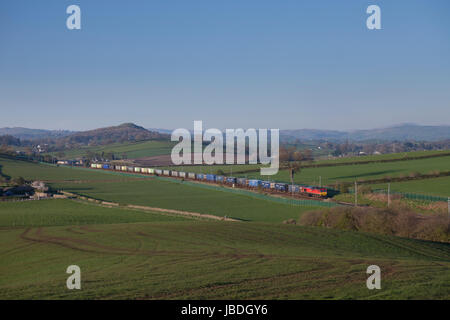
[1, 0, 449, 131]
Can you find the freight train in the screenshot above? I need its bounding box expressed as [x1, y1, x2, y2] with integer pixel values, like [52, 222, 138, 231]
[90, 163, 328, 198]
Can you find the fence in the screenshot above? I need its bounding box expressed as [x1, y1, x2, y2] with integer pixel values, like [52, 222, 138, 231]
[372, 189, 448, 203]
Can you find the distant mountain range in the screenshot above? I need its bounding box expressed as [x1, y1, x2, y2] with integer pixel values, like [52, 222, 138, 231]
[0, 127, 75, 140]
[1, 123, 449, 143]
[280, 124, 450, 142]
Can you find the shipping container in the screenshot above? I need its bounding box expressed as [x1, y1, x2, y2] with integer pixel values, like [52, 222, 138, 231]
[127, 166, 134, 172]
[148, 168, 155, 174]
[237, 177, 247, 185]
[171, 171, 179, 177]
[248, 179, 261, 187]
[90, 164, 96, 168]
[163, 170, 171, 176]
[179, 172, 186, 178]
[134, 167, 141, 173]
[95, 164, 102, 169]
[196, 173, 204, 180]
[206, 174, 216, 181]
[288, 185, 300, 193]
[226, 177, 237, 184]
[155, 169, 162, 175]
[216, 175, 225, 182]
[261, 181, 271, 189]
[102, 164, 110, 169]
[275, 183, 288, 192]
[188, 172, 196, 179]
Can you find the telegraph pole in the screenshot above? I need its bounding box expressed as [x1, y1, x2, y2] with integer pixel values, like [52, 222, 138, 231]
[388, 183, 391, 208]
[448, 197, 449, 219]
[355, 181, 358, 207]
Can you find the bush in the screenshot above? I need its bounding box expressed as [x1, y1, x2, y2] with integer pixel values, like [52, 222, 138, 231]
[299, 206, 450, 243]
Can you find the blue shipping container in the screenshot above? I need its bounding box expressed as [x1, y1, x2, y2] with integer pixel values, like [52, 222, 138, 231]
[275, 183, 288, 191]
[248, 179, 261, 187]
[226, 177, 237, 184]
[102, 164, 110, 169]
[216, 176, 224, 182]
[261, 181, 271, 189]
[196, 173, 204, 180]
[206, 174, 216, 181]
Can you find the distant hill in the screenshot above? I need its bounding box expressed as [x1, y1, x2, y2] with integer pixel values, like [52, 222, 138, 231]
[61, 123, 169, 146]
[281, 124, 450, 142]
[0, 127, 74, 140]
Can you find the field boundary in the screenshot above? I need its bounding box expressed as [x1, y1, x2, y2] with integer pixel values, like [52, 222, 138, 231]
[61, 191, 239, 222]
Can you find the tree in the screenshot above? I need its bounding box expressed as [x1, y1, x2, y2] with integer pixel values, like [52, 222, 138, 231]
[286, 162, 301, 190]
[12, 176, 26, 186]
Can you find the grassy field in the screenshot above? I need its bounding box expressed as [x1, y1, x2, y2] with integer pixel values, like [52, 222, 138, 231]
[0, 156, 135, 182]
[52, 178, 318, 223]
[370, 176, 450, 197]
[0, 156, 320, 223]
[0, 217, 449, 299]
[0, 199, 187, 227]
[237, 155, 450, 188]
[313, 150, 450, 165]
[49, 140, 175, 159]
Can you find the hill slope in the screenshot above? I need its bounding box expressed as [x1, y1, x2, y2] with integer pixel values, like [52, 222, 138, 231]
[58, 123, 169, 147]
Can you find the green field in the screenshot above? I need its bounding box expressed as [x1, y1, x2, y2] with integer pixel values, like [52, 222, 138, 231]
[371, 176, 450, 197]
[1, 155, 450, 299]
[52, 179, 317, 223]
[0, 156, 135, 182]
[0, 199, 187, 227]
[49, 140, 175, 159]
[313, 150, 450, 165]
[0, 156, 320, 223]
[1, 214, 449, 299]
[238, 155, 450, 188]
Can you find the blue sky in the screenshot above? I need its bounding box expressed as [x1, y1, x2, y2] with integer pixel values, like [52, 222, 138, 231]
[1, 0, 449, 131]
